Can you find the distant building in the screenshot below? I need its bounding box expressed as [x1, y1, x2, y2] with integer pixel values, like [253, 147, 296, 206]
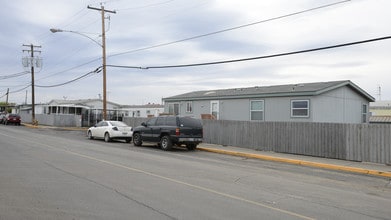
[120, 103, 164, 118]
[16, 99, 163, 127]
[163, 80, 375, 124]
[370, 100, 391, 124]
[0, 102, 16, 113]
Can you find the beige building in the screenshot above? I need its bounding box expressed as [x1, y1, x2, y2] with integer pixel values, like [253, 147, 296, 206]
[370, 101, 391, 123]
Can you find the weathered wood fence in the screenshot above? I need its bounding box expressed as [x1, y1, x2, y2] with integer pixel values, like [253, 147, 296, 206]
[125, 117, 391, 165]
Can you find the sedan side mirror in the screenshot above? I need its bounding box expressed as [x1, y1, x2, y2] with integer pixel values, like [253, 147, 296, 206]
[141, 122, 147, 127]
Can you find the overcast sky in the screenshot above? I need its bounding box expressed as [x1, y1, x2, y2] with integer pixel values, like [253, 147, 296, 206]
[1, 0, 390, 105]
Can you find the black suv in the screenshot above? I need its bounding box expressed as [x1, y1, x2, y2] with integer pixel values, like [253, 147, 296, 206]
[132, 116, 203, 151]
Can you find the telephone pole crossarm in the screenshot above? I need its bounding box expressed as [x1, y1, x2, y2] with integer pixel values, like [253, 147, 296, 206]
[87, 5, 116, 14]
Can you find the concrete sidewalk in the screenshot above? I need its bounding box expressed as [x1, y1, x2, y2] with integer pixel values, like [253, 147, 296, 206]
[22, 123, 391, 178]
[198, 143, 391, 179]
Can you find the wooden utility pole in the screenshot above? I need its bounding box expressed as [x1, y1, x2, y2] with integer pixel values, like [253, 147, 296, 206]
[5, 88, 9, 105]
[87, 5, 116, 121]
[23, 44, 41, 125]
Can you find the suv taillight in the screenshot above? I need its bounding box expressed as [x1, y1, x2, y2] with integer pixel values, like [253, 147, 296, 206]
[175, 128, 180, 136]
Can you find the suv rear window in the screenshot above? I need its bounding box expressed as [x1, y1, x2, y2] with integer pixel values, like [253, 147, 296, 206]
[179, 117, 202, 127]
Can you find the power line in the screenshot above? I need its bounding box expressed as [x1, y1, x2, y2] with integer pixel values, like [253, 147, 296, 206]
[36, 57, 101, 81]
[107, 0, 350, 58]
[3, 67, 101, 97]
[33, 0, 349, 83]
[0, 71, 29, 80]
[115, 0, 175, 11]
[7, 85, 31, 95]
[106, 35, 391, 69]
[36, 67, 101, 88]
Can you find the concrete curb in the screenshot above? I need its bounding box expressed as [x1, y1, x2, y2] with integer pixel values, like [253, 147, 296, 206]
[197, 147, 391, 178]
[22, 123, 87, 131]
[22, 123, 39, 128]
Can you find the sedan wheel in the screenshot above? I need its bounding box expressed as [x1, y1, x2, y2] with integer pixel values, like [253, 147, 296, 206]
[87, 131, 94, 140]
[104, 132, 111, 142]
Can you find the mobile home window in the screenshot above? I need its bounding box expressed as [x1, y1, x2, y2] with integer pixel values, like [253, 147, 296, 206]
[362, 104, 368, 123]
[291, 100, 309, 117]
[186, 102, 193, 113]
[250, 100, 264, 120]
[168, 103, 179, 115]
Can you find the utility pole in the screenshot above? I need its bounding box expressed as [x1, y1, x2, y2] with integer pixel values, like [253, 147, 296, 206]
[5, 88, 9, 105]
[22, 44, 41, 125]
[87, 4, 116, 121]
[25, 90, 28, 105]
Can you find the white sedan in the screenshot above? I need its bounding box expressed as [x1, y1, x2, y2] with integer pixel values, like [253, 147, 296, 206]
[87, 121, 133, 143]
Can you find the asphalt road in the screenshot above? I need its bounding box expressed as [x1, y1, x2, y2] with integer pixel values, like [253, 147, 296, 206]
[1, 125, 390, 220]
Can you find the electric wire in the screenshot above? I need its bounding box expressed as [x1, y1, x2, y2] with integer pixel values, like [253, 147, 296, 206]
[36, 57, 101, 81]
[114, 0, 175, 11]
[32, 0, 350, 85]
[0, 0, 352, 98]
[0, 71, 29, 80]
[106, 35, 391, 69]
[3, 67, 101, 98]
[7, 85, 31, 95]
[35, 67, 102, 88]
[107, 0, 350, 58]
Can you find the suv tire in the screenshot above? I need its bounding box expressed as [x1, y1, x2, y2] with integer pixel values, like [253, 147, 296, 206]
[186, 143, 197, 151]
[133, 133, 142, 146]
[160, 135, 172, 151]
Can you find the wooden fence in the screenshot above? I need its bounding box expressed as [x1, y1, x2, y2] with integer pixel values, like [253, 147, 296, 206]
[126, 117, 391, 165]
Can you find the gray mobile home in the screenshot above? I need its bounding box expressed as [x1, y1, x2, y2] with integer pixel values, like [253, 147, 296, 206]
[163, 80, 375, 123]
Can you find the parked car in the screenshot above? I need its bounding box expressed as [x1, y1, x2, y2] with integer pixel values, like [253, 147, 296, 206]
[3, 114, 21, 125]
[87, 121, 133, 143]
[132, 116, 203, 151]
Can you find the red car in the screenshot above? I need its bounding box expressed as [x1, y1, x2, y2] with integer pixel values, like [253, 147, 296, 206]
[4, 114, 21, 125]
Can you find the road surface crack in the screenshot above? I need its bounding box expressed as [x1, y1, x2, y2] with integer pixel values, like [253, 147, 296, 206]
[43, 161, 177, 220]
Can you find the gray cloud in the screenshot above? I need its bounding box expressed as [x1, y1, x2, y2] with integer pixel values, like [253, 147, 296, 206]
[1, 0, 390, 104]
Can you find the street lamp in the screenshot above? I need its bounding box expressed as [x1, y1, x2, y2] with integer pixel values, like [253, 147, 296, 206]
[50, 28, 108, 120]
[50, 29, 102, 47]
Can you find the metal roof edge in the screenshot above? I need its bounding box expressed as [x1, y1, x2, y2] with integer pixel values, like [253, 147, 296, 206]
[163, 91, 316, 102]
[163, 80, 375, 102]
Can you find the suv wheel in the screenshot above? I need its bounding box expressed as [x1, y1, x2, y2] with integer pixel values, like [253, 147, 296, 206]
[160, 135, 172, 151]
[186, 144, 197, 151]
[133, 133, 142, 146]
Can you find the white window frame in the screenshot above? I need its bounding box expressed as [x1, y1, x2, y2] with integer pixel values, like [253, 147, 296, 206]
[210, 101, 219, 119]
[186, 101, 193, 113]
[250, 100, 264, 121]
[168, 103, 180, 115]
[362, 104, 368, 123]
[291, 100, 310, 118]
